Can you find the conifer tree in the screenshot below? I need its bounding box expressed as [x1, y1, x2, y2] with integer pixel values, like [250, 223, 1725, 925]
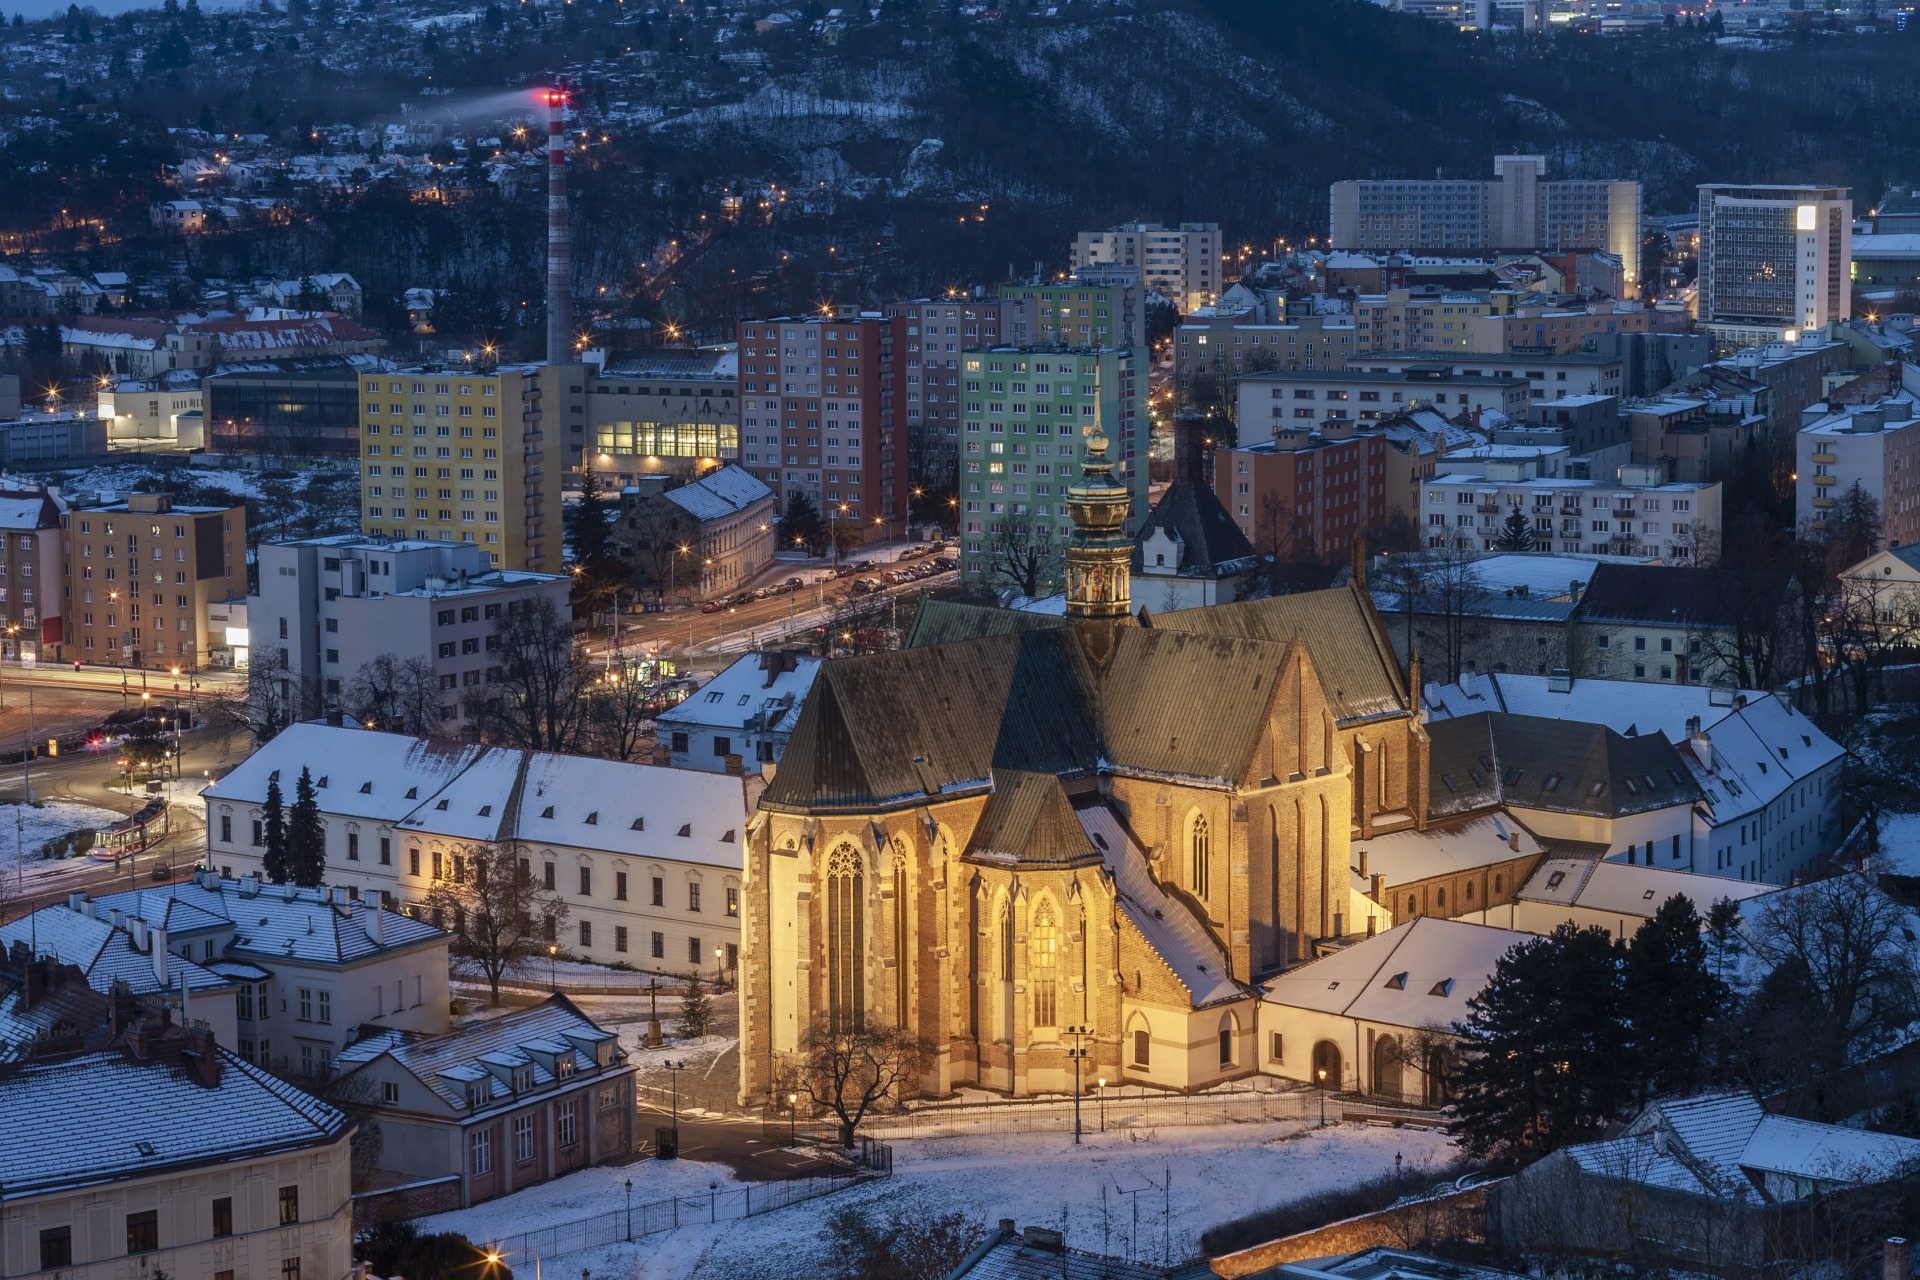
[261, 775, 290, 883]
[1625, 893, 1729, 1102]
[288, 766, 325, 888]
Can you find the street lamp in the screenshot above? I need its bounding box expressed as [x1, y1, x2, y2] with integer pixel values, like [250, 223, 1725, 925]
[787, 1091, 798, 1147]
[714, 945, 725, 989]
[1316, 1068, 1328, 1127]
[625, 1178, 633, 1241]
[1097, 1077, 1106, 1133]
[664, 1059, 687, 1157]
[1065, 1025, 1093, 1144]
[548, 943, 558, 991]
[484, 1245, 541, 1280]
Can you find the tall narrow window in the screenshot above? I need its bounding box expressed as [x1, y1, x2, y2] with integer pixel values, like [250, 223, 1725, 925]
[892, 854, 909, 1027]
[1031, 902, 1058, 1029]
[827, 845, 864, 1032]
[1190, 815, 1210, 901]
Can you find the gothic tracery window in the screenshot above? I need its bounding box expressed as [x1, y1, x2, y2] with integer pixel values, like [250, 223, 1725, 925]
[827, 845, 864, 1032]
[1190, 814, 1210, 901]
[1030, 902, 1058, 1029]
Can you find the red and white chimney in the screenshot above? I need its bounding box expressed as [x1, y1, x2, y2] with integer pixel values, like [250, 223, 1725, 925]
[545, 88, 573, 366]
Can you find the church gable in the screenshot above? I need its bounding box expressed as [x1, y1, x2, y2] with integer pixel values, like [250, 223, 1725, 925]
[1240, 635, 1349, 790]
[963, 770, 1101, 867]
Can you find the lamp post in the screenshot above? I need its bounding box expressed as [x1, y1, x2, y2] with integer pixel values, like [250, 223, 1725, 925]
[1065, 1024, 1093, 1144]
[665, 1059, 686, 1156]
[1316, 1068, 1327, 1127]
[714, 945, 725, 990]
[625, 1178, 633, 1241]
[548, 943, 558, 991]
[1097, 1077, 1106, 1132]
[484, 1245, 541, 1280]
[787, 1091, 798, 1148]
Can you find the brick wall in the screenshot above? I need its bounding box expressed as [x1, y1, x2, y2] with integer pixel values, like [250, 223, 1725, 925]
[1209, 1184, 1492, 1278]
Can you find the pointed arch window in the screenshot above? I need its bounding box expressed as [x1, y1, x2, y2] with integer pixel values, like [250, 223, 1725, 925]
[892, 850, 909, 1028]
[827, 845, 864, 1032]
[1190, 815, 1210, 901]
[1031, 902, 1058, 1029]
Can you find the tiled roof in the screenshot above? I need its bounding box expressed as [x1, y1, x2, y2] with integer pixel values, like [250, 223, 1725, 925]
[90, 877, 445, 966]
[0, 909, 232, 999]
[1354, 812, 1545, 886]
[1426, 712, 1703, 821]
[1575, 563, 1788, 630]
[966, 771, 1098, 865]
[659, 465, 773, 523]
[1260, 916, 1530, 1028]
[1130, 481, 1257, 579]
[336, 995, 623, 1112]
[0, 1046, 348, 1200]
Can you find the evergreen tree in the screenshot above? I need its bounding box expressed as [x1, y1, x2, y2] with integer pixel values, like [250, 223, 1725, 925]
[1449, 923, 1633, 1159]
[1494, 507, 1535, 552]
[1705, 895, 1746, 987]
[261, 775, 290, 882]
[1625, 894, 1729, 1101]
[781, 490, 825, 554]
[678, 967, 711, 1039]
[287, 766, 325, 888]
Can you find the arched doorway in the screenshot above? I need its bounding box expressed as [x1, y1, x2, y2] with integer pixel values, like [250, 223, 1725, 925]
[1311, 1040, 1342, 1090]
[1372, 1034, 1403, 1100]
[1423, 1045, 1454, 1107]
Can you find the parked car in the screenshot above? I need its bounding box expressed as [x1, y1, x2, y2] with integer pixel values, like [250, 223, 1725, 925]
[786, 576, 805, 589]
[700, 599, 725, 614]
[853, 577, 883, 594]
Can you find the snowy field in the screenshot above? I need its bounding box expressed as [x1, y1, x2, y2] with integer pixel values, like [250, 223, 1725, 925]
[1870, 811, 1920, 877]
[423, 1120, 1456, 1279]
[0, 799, 130, 872]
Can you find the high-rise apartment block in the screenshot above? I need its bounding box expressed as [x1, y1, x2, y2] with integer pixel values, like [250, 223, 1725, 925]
[957, 345, 1143, 586]
[65, 493, 246, 668]
[1070, 222, 1222, 311]
[881, 297, 1014, 491]
[1696, 184, 1852, 350]
[734, 309, 908, 535]
[1003, 270, 1150, 352]
[1330, 156, 1641, 285]
[357, 363, 570, 572]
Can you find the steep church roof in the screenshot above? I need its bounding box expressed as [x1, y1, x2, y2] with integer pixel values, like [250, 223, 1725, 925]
[1129, 480, 1258, 579]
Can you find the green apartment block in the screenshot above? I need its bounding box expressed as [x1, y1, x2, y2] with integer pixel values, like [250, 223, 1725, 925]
[1003, 272, 1148, 351]
[958, 345, 1145, 590]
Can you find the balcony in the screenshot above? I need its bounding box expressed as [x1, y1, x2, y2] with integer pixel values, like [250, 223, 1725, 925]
[1811, 474, 1837, 487]
[1812, 496, 1836, 509]
[1476, 502, 1501, 514]
[1810, 452, 1836, 464]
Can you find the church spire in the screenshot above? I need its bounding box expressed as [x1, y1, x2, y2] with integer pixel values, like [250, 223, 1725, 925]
[1063, 423, 1132, 620]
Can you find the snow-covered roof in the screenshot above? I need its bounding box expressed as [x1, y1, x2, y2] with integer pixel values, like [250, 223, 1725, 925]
[89, 874, 446, 967]
[207, 723, 752, 871]
[333, 995, 623, 1114]
[1079, 804, 1239, 1007]
[0, 491, 62, 531]
[0, 907, 234, 1000]
[1261, 916, 1530, 1031]
[1515, 857, 1772, 916]
[656, 651, 822, 736]
[0, 1045, 348, 1200]
[655, 465, 774, 523]
[1354, 812, 1545, 886]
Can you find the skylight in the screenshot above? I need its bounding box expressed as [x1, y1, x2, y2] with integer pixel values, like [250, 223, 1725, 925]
[1384, 972, 1408, 990]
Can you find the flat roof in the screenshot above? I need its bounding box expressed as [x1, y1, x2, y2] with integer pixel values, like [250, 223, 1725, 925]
[1237, 370, 1526, 386]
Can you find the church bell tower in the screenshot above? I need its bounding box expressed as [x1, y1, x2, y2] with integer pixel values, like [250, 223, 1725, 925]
[1063, 425, 1133, 619]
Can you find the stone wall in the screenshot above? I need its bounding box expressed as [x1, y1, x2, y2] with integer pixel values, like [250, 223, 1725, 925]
[1208, 1184, 1492, 1278]
[352, 1175, 463, 1229]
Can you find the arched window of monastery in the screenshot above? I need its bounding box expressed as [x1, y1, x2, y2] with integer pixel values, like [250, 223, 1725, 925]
[1030, 901, 1058, 1029]
[1189, 814, 1210, 901]
[826, 844, 864, 1033]
[892, 851, 910, 1027]
[1217, 1011, 1237, 1068]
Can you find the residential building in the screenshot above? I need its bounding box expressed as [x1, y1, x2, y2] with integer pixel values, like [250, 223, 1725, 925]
[1071, 222, 1223, 311]
[1329, 157, 1641, 285]
[203, 723, 754, 978]
[1697, 184, 1852, 348]
[64, 492, 246, 669]
[957, 345, 1143, 587]
[1003, 269, 1149, 351]
[1685, 331, 1855, 442]
[0, 488, 66, 661]
[1421, 463, 1722, 560]
[1351, 350, 1626, 405]
[1353, 288, 1517, 354]
[1257, 917, 1534, 1101]
[1350, 812, 1546, 932]
[655, 649, 822, 772]
[1235, 368, 1532, 446]
[1492, 1092, 1920, 1268]
[583, 347, 740, 488]
[1571, 562, 1792, 686]
[0, 994, 354, 1280]
[734, 309, 909, 535]
[1627, 394, 1765, 485]
[1584, 330, 1714, 399]
[330, 996, 634, 1208]
[1794, 364, 1920, 542]
[611, 465, 776, 598]
[1466, 301, 1653, 354]
[1173, 310, 1359, 405]
[1423, 671, 1845, 885]
[1217, 420, 1389, 558]
[881, 296, 1014, 491]
[87, 872, 452, 1077]
[1133, 419, 1259, 609]
[1849, 232, 1920, 292]
[205, 361, 369, 457]
[248, 536, 570, 725]
[357, 362, 571, 572]
[0, 903, 241, 1046]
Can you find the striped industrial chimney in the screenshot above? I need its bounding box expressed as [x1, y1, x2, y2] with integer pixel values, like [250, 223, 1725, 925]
[545, 88, 572, 366]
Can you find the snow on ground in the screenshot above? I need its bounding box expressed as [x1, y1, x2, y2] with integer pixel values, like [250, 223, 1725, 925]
[1871, 811, 1920, 877]
[0, 799, 130, 871]
[423, 1120, 1457, 1279]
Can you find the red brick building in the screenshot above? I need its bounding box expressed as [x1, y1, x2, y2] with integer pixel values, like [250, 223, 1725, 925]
[1216, 422, 1388, 557]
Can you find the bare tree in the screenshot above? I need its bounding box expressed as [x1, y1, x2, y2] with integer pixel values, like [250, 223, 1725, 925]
[461, 596, 591, 751]
[242, 643, 320, 743]
[782, 1016, 927, 1148]
[1250, 493, 1332, 597]
[1413, 546, 1487, 684]
[342, 654, 444, 736]
[582, 669, 657, 762]
[423, 839, 569, 1006]
[978, 510, 1059, 599]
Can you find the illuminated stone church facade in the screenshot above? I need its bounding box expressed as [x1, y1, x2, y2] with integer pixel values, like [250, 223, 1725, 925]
[737, 431, 1433, 1101]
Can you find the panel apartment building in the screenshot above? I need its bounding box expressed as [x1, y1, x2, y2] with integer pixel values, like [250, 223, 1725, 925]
[734, 309, 908, 538]
[1330, 156, 1641, 286]
[357, 362, 571, 572]
[1070, 222, 1223, 312]
[1696, 184, 1852, 351]
[65, 492, 246, 669]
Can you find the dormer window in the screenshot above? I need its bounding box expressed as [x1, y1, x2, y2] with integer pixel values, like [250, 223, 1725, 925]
[1384, 972, 1407, 990]
[556, 1057, 575, 1079]
[1429, 979, 1454, 997]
